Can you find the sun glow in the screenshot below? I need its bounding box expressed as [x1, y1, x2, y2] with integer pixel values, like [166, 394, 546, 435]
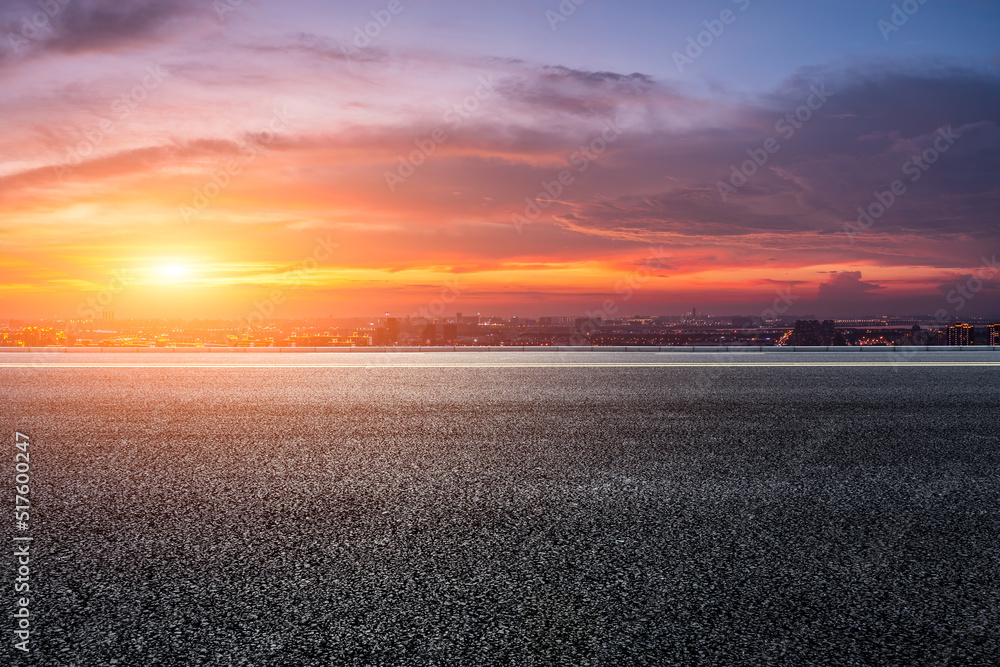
[157, 263, 193, 284]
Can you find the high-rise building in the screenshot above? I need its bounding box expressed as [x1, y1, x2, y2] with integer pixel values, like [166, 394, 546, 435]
[421, 323, 437, 345]
[989, 323, 1000, 346]
[947, 323, 974, 346]
[22, 327, 40, 347]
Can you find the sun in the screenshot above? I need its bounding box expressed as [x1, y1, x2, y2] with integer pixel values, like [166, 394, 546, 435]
[157, 263, 192, 283]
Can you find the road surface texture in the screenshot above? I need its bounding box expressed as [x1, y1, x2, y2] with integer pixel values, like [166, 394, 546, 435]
[2, 351, 998, 665]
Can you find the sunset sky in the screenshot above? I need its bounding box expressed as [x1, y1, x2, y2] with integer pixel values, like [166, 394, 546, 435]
[2, 0, 999, 320]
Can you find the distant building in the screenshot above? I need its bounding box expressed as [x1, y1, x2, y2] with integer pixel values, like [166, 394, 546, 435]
[906, 325, 932, 346]
[22, 327, 40, 347]
[421, 323, 437, 345]
[443, 323, 458, 345]
[947, 323, 974, 346]
[787, 320, 847, 346]
[989, 323, 1000, 346]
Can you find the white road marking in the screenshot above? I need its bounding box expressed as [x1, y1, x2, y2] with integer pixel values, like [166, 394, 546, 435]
[1, 362, 999, 369]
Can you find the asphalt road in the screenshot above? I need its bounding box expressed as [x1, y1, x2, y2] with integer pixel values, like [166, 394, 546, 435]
[2, 352, 999, 665]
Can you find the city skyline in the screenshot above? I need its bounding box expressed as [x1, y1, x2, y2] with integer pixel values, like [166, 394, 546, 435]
[5, 312, 1000, 349]
[2, 1, 1000, 319]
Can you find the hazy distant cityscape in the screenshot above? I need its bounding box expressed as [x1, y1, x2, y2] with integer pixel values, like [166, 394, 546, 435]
[4, 311, 999, 348]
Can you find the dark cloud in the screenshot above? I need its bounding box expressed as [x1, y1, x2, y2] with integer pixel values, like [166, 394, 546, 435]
[793, 271, 892, 318]
[496, 63, 662, 118]
[555, 190, 811, 239]
[246, 32, 389, 64]
[759, 278, 810, 286]
[0, 0, 200, 60]
[736, 62, 1000, 237]
[537, 65, 655, 89]
[936, 273, 1000, 295]
[817, 271, 884, 301]
[499, 61, 1000, 269]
